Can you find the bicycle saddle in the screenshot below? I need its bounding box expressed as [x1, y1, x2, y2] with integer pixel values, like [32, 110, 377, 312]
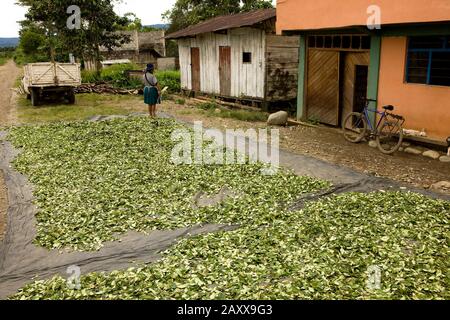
[383, 105, 394, 111]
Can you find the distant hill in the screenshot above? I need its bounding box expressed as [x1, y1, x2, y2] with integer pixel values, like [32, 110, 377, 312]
[145, 24, 169, 30]
[0, 38, 19, 48]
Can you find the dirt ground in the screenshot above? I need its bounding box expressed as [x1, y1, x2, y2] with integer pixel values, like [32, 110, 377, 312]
[0, 60, 20, 126]
[160, 100, 450, 192]
[0, 60, 20, 239]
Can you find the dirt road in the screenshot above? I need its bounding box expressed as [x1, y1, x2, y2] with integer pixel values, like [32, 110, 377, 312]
[0, 60, 20, 240]
[0, 60, 20, 126]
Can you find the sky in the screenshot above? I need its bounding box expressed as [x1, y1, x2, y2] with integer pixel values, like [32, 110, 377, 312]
[1, 0, 277, 38]
[0, 0, 177, 38]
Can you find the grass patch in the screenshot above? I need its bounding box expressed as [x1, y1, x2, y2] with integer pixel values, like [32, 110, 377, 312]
[175, 98, 186, 105]
[8, 118, 328, 251]
[0, 57, 8, 66]
[207, 108, 268, 122]
[17, 94, 145, 124]
[10, 191, 450, 300]
[0, 48, 14, 66]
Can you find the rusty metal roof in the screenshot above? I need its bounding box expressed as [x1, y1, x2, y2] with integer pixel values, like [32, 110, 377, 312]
[166, 8, 276, 39]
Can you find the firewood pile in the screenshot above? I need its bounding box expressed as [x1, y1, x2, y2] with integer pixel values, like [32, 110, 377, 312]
[75, 83, 141, 95]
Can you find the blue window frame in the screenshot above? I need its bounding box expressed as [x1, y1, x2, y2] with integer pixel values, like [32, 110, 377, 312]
[406, 36, 450, 87]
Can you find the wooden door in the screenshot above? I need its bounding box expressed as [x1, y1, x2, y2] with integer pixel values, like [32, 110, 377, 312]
[219, 46, 231, 96]
[191, 47, 201, 92]
[306, 49, 340, 126]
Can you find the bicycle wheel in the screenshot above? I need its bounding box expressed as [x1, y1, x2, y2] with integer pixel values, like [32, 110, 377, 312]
[342, 112, 367, 143]
[376, 121, 404, 154]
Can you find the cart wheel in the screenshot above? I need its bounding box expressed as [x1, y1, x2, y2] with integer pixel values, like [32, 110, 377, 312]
[31, 89, 40, 107]
[67, 89, 76, 104]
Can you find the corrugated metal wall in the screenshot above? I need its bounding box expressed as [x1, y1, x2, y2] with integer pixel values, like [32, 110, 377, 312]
[178, 28, 266, 99]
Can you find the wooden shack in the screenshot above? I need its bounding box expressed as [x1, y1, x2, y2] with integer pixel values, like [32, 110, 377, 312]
[166, 9, 299, 108]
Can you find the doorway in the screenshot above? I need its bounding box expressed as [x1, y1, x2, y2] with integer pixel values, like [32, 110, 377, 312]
[353, 65, 369, 113]
[341, 52, 370, 122]
[305, 35, 371, 127]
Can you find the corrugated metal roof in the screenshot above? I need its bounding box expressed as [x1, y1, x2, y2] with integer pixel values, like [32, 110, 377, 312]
[166, 8, 276, 39]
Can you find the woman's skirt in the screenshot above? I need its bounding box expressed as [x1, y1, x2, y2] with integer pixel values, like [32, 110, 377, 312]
[144, 86, 159, 105]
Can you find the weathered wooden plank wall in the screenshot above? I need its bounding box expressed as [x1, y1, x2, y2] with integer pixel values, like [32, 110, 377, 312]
[265, 35, 299, 101]
[178, 28, 266, 99]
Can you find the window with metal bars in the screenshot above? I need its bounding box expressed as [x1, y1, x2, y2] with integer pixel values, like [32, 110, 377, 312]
[307, 35, 371, 51]
[406, 36, 450, 87]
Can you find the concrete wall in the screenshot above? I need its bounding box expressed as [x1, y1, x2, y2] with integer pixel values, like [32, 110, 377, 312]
[100, 30, 166, 57]
[276, 0, 450, 33]
[138, 31, 166, 57]
[157, 57, 178, 71]
[378, 37, 450, 141]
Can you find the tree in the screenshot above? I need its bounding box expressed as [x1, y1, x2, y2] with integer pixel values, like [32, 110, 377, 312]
[17, 0, 130, 69]
[19, 27, 46, 56]
[163, 0, 273, 34]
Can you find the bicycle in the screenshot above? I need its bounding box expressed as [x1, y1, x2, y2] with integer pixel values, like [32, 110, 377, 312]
[342, 98, 405, 155]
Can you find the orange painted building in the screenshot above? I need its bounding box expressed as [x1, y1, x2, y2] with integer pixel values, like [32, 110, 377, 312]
[277, 0, 450, 142]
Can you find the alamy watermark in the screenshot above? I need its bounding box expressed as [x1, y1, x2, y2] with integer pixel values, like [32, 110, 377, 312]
[367, 5, 381, 30]
[366, 265, 382, 290]
[67, 5, 81, 30]
[171, 122, 280, 175]
[67, 265, 81, 290]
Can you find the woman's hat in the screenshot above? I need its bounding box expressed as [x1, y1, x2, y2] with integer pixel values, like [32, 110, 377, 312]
[146, 63, 154, 71]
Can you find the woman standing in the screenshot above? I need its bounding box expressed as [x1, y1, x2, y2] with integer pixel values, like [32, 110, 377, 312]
[143, 64, 160, 118]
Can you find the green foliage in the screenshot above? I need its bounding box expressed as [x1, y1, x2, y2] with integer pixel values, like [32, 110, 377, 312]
[7, 118, 327, 252]
[165, 40, 179, 58]
[155, 70, 181, 93]
[81, 65, 181, 92]
[115, 13, 162, 32]
[175, 98, 186, 105]
[19, 28, 46, 56]
[199, 102, 218, 111]
[100, 63, 141, 88]
[17, 0, 130, 63]
[81, 70, 101, 84]
[164, 0, 274, 34]
[9, 190, 450, 300]
[0, 48, 15, 65]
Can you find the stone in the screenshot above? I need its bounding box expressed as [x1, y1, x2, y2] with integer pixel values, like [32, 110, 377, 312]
[368, 140, 378, 148]
[267, 111, 289, 126]
[439, 156, 450, 163]
[430, 181, 450, 192]
[214, 108, 222, 114]
[422, 150, 441, 160]
[398, 147, 404, 152]
[401, 142, 411, 148]
[404, 147, 422, 155]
